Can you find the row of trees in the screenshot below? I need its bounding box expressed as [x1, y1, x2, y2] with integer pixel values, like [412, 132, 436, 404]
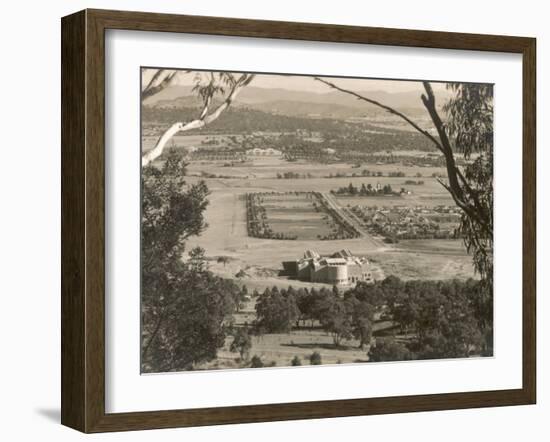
[342, 153, 458, 168]
[313, 194, 362, 240]
[276, 171, 314, 179]
[245, 191, 360, 241]
[331, 182, 401, 196]
[190, 150, 246, 161]
[325, 170, 420, 179]
[245, 193, 298, 240]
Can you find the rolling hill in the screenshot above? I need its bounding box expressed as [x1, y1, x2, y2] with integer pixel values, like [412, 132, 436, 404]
[144, 85, 447, 118]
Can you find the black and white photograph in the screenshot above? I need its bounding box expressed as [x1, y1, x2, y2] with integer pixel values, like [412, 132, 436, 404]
[140, 69, 494, 374]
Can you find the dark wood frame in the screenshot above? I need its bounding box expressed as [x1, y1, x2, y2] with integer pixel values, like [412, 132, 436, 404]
[61, 8, 536, 433]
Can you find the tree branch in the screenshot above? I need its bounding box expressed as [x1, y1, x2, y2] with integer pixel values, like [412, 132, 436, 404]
[420, 82, 465, 202]
[141, 310, 165, 362]
[142, 73, 255, 167]
[315, 77, 493, 243]
[316, 77, 470, 212]
[142, 70, 178, 101]
[199, 89, 213, 120]
[314, 77, 444, 150]
[422, 82, 492, 238]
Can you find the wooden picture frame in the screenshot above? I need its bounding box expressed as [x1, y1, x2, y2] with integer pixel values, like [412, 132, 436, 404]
[61, 8, 536, 433]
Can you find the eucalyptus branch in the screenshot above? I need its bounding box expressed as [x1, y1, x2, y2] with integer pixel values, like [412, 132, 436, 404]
[142, 73, 255, 167]
[314, 77, 444, 150]
[142, 70, 178, 101]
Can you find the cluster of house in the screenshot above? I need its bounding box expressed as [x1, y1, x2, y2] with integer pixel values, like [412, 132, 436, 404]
[282, 249, 373, 287]
[351, 204, 460, 240]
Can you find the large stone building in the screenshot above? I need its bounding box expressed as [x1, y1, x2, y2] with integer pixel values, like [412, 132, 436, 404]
[282, 249, 373, 286]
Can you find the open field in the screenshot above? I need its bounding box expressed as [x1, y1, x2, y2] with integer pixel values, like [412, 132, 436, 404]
[182, 163, 475, 369]
[187, 173, 454, 196]
[185, 166, 473, 370]
[185, 157, 451, 181]
[184, 157, 476, 292]
[205, 331, 369, 369]
[259, 194, 333, 240]
[186, 184, 385, 293]
[368, 248, 473, 280]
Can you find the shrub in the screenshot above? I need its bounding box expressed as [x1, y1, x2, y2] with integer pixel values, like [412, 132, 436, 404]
[368, 338, 412, 362]
[250, 355, 264, 368]
[309, 351, 322, 365]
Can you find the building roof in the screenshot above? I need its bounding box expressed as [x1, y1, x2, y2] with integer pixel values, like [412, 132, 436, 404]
[332, 249, 353, 259]
[304, 250, 320, 260]
[296, 249, 368, 269]
[322, 258, 348, 265]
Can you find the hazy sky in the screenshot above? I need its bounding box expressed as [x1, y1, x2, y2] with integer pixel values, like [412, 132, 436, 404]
[142, 68, 448, 94]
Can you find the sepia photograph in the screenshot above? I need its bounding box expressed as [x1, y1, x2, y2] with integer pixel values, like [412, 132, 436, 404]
[140, 68, 494, 374]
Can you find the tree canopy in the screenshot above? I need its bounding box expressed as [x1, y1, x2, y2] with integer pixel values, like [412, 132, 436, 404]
[141, 151, 241, 372]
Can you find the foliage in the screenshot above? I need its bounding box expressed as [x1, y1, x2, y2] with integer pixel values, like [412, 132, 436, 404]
[249, 275, 490, 363]
[141, 248, 238, 372]
[141, 151, 240, 372]
[141, 70, 254, 166]
[382, 277, 489, 358]
[347, 276, 491, 359]
[230, 327, 252, 360]
[255, 286, 299, 333]
[444, 84, 494, 289]
[368, 338, 412, 362]
[309, 351, 322, 365]
[346, 296, 375, 349]
[291, 356, 302, 366]
[312, 293, 352, 346]
[142, 105, 435, 156]
[331, 182, 399, 196]
[191, 72, 238, 104]
[250, 355, 264, 368]
[235, 286, 249, 312]
[217, 256, 230, 267]
[141, 150, 209, 265]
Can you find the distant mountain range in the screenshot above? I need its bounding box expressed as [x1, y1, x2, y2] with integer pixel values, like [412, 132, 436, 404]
[144, 85, 449, 118]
